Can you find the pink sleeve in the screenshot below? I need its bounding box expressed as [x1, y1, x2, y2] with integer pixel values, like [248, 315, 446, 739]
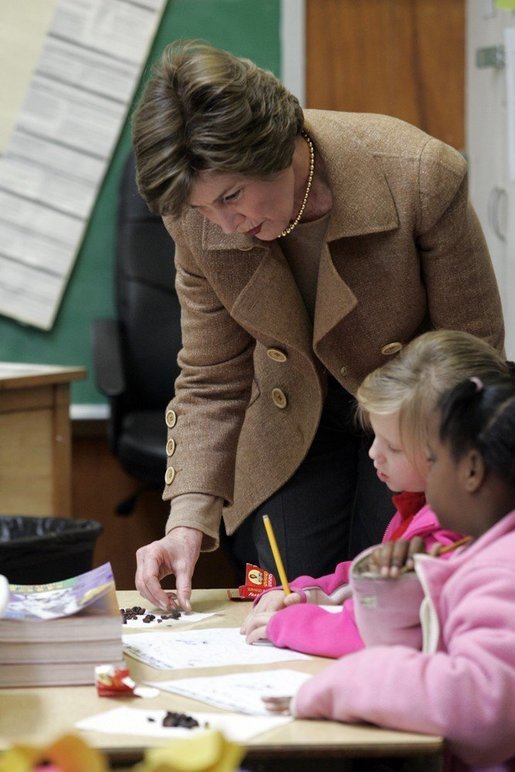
[350, 513, 468, 650]
[421, 528, 465, 556]
[291, 560, 351, 595]
[401, 505, 466, 557]
[253, 560, 352, 608]
[294, 564, 515, 769]
[266, 598, 364, 658]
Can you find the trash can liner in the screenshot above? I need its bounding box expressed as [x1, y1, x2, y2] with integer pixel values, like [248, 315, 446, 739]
[0, 516, 103, 585]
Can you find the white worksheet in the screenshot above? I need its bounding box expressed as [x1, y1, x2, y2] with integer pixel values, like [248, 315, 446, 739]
[122, 627, 310, 670]
[147, 669, 311, 716]
[75, 706, 291, 742]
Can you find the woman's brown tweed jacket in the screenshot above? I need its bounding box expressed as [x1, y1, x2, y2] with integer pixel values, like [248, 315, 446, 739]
[161, 110, 504, 549]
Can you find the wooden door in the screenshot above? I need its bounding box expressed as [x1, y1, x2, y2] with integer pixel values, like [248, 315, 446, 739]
[306, 0, 465, 150]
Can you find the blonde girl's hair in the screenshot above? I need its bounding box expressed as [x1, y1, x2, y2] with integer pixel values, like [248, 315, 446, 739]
[132, 39, 304, 218]
[356, 330, 507, 467]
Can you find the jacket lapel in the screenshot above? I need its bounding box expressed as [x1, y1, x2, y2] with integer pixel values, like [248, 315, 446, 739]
[200, 220, 312, 352]
[304, 109, 400, 241]
[231, 243, 313, 353]
[198, 111, 403, 355]
[313, 243, 357, 343]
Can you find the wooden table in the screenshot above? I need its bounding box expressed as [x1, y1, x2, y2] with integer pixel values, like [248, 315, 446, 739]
[0, 590, 444, 770]
[0, 363, 86, 517]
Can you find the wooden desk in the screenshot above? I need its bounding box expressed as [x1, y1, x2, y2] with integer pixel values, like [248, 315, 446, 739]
[0, 363, 85, 517]
[0, 589, 444, 770]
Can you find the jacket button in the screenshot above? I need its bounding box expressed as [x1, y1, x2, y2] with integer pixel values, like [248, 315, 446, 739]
[165, 409, 177, 428]
[381, 341, 403, 356]
[166, 438, 176, 457]
[164, 466, 176, 485]
[340, 365, 347, 377]
[271, 388, 288, 409]
[267, 348, 287, 363]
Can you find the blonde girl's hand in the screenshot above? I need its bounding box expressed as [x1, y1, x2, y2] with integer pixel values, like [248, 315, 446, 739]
[262, 694, 294, 715]
[366, 537, 427, 578]
[243, 610, 275, 644]
[243, 590, 304, 644]
[240, 590, 301, 635]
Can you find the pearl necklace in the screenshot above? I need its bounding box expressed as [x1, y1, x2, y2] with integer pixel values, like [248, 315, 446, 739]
[278, 131, 315, 238]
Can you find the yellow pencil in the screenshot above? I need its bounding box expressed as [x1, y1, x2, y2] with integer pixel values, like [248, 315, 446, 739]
[398, 536, 473, 574]
[436, 536, 473, 555]
[262, 514, 291, 595]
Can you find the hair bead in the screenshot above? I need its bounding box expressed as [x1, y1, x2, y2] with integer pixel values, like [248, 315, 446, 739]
[470, 376, 484, 392]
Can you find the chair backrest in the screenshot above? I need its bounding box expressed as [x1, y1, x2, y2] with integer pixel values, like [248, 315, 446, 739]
[116, 152, 181, 413]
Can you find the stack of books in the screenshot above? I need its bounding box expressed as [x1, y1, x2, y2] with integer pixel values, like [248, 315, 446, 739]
[0, 562, 123, 687]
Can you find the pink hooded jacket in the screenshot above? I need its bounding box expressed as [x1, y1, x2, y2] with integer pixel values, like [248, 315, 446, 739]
[293, 510, 515, 772]
[266, 493, 462, 657]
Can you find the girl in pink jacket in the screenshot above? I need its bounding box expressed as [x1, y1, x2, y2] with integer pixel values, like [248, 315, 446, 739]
[264, 373, 515, 772]
[242, 330, 508, 657]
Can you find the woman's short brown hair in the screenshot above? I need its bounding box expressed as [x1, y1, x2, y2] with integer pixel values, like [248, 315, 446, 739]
[132, 39, 304, 218]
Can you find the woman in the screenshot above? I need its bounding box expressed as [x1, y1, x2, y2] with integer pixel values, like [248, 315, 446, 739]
[132, 40, 504, 611]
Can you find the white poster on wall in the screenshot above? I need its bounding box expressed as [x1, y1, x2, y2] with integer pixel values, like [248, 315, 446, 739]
[0, 0, 165, 331]
[0, 1, 58, 152]
[504, 26, 515, 182]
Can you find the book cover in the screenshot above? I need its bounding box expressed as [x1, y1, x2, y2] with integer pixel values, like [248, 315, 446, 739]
[4, 562, 117, 620]
[0, 563, 123, 686]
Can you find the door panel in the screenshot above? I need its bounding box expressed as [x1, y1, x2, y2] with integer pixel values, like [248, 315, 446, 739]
[306, 0, 465, 150]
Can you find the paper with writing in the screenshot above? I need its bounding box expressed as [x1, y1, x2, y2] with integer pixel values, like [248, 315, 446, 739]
[147, 669, 311, 716]
[122, 627, 310, 670]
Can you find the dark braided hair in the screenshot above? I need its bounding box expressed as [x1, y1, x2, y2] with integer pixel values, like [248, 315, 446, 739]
[438, 373, 515, 486]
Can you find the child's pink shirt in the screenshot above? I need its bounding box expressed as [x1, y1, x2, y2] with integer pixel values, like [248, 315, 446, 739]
[265, 493, 463, 658]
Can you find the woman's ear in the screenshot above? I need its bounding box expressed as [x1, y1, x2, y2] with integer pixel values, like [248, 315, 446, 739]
[461, 449, 486, 493]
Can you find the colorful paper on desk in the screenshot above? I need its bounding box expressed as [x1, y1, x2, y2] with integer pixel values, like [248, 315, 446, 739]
[75, 706, 292, 742]
[147, 669, 312, 716]
[122, 627, 310, 670]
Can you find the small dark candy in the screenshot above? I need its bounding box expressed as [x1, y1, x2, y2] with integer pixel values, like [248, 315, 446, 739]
[120, 606, 182, 623]
[162, 711, 199, 728]
[162, 609, 182, 620]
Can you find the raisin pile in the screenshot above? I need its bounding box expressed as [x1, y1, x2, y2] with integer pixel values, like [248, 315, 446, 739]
[162, 711, 200, 728]
[146, 711, 200, 728]
[119, 606, 181, 623]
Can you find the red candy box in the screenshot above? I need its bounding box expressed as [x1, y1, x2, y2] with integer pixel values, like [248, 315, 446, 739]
[95, 664, 135, 696]
[227, 562, 277, 601]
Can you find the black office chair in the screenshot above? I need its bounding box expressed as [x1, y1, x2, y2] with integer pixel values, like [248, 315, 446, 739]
[91, 151, 181, 514]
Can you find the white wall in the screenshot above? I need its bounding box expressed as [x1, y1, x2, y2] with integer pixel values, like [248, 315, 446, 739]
[281, 0, 306, 104]
[467, 0, 515, 358]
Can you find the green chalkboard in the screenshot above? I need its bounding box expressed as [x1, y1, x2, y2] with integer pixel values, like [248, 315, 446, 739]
[0, 0, 281, 407]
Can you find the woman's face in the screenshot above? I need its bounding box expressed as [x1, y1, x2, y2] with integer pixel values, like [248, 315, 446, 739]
[188, 168, 296, 241]
[368, 412, 427, 493]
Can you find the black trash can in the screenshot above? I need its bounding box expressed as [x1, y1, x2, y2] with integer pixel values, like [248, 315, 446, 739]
[0, 516, 103, 585]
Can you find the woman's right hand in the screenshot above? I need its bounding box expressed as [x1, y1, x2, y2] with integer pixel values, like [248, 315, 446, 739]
[135, 526, 202, 612]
